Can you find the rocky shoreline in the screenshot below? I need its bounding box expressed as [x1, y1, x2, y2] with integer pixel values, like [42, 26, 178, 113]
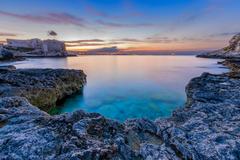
[0, 59, 239, 159]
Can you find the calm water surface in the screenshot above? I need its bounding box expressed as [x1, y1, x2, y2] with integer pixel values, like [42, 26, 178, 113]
[5, 56, 228, 121]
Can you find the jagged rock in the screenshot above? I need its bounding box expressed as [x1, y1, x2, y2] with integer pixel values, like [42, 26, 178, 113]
[219, 59, 240, 73]
[197, 33, 240, 58]
[0, 68, 86, 111]
[154, 72, 240, 160]
[0, 97, 142, 159]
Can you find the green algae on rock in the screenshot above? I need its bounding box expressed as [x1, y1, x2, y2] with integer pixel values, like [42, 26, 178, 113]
[0, 67, 86, 112]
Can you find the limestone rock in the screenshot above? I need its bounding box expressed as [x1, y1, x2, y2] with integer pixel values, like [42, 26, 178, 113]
[0, 68, 86, 111]
[0, 97, 141, 160]
[156, 72, 240, 159]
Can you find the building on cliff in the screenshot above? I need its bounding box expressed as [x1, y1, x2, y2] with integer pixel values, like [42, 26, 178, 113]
[3, 39, 68, 57]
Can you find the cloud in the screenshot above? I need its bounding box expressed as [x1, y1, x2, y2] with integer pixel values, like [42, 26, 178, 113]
[110, 35, 222, 45]
[145, 36, 180, 43]
[0, 32, 18, 37]
[96, 20, 154, 28]
[65, 43, 106, 47]
[65, 39, 124, 47]
[65, 39, 106, 47]
[65, 39, 104, 43]
[84, 5, 117, 19]
[113, 38, 143, 42]
[109, 37, 179, 44]
[0, 10, 86, 27]
[209, 32, 239, 37]
[86, 46, 119, 53]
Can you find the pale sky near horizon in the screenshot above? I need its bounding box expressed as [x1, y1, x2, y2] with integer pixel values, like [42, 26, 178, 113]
[0, 0, 239, 51]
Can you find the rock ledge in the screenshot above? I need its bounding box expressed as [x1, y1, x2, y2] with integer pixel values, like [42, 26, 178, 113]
[0, 67, 86, 111]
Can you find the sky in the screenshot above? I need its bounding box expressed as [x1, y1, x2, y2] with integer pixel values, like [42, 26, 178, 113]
[0, 0, 240, 51]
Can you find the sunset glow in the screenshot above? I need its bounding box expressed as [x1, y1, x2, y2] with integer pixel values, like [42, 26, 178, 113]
[0, 0, 240, 52]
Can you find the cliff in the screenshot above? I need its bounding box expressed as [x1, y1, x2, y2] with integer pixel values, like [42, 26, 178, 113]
[197, 33, 240, 58]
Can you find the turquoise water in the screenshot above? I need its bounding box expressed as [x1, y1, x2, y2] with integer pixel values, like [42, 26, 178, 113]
[6, 56, 228, 121]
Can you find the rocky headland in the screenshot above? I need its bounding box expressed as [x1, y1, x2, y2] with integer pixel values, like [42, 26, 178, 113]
[197, 33, 240, 58]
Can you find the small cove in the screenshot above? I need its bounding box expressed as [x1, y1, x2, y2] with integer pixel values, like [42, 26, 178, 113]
[4, 55, 228, 121]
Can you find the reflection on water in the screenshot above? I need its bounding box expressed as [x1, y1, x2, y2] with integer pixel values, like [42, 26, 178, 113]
[5, 56, 228, 121]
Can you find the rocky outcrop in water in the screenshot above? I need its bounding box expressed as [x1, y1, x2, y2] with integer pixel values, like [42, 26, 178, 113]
[0, 62, 239, 159]
[197, 33, 240, 58]
[0, 67, 86, 111]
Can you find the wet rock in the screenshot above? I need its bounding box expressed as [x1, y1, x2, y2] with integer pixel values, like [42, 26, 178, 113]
[0, 68, 86, 111]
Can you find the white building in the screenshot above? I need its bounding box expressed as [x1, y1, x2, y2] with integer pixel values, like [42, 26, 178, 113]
[7, 39, 42, 49]
[5, 39, 67, 56]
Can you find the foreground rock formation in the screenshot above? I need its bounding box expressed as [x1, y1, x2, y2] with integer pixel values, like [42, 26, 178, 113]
[1, 38, 68, 57]
[0, 67, 86, 111]
[0, 61, 239, 159]
[198, 33, 240, 58]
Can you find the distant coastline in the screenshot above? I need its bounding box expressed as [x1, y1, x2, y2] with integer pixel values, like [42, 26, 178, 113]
[76, 50, 208, 56]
